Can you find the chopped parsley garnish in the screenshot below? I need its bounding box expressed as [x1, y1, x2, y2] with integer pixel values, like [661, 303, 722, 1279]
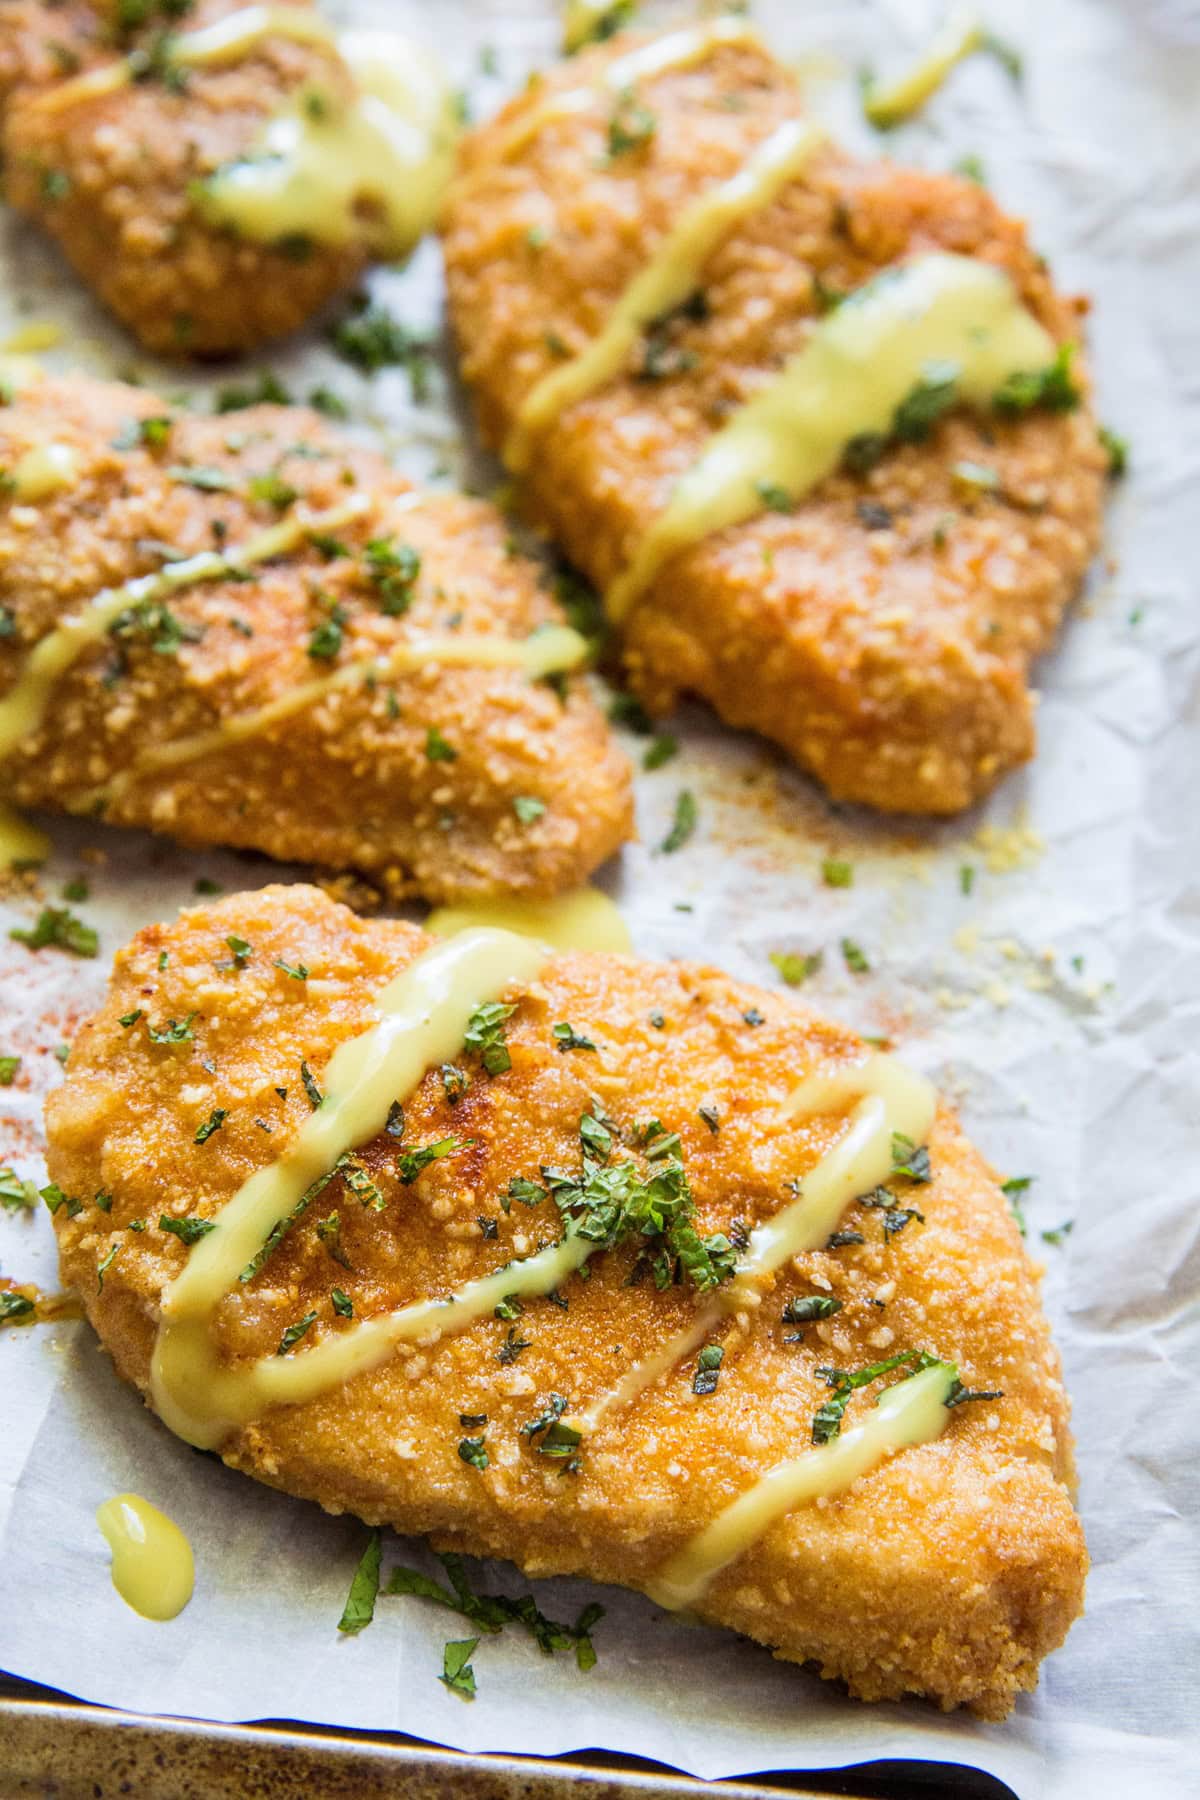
[273, 957, 309, 980]
[959, 863, 976, 895]
[112, 414, 173, 451]
[441, 1638, 478, 1698]
[0, 1055, 20, 1086]
[167, 463, 235, 492]
[96, 1244, 119, 1292]
[0, 1291, 35, 1323]
[339, 1157, 385, 1211]
[119, 1011, 143, 1031]
[307, 607, 346, 661]
[498, 1324, 531, 1364]
[826, 1229, 865, 1249]
[41, 1183, 82, 1217]
[300, 1060, 324, 1109]
[397, 1136, 467, 1185]
[698, 1104, 720, 1134]
[220, 933, 252, 970]
[770, 950, 822, 986]
[441, 1063, 469, 1106]
[537, 1114, 737, 1295]
[194, 1108, 227, 1144]
[315, 1212, 349, 1268]
[742, 1008, 764, 1026]
[841, 938, 870, 974]
[945, 1377, 1005, 1407]
[331, 1286, 353, 1317]
[822, 857, 853, 888]
[893, 360, 959, 441]
[493, 1293, 523, 1321]
[891, 1133, 932, 1183]
[308, 385, 349, 420]
[1099, 426, 1128, 478]
[811, 1348, 940, 1444]
[513, 795, 546, 825]
[642, 733, 678, 770]
[553, 1022, 596, 1054]
[660, 789, 697, 853]
[214, 372, 291, 413]
[692, 1343, 724, 1396]
[146, 1015, 196, 1044]
[337, 1528, 381, 1635]
[248, 472, 297, 511]
[1041, 1220, 1074, 1247]
[277, 1310, 318, 1355]
[458, 1434, 489, 1471]
[464, 1001, 518, 1077]
[992, 344, 1080, 415]
[9, 907, 98, 958]
[159, 1214, 216, 1245]
[782, 1294, 843, 1324]
[364, 536, 421, 613]
[330, 302, 432, 393]
[754, 480, 792, 513]
[385, 1551, 602, 1680]
[0, 1167, 37, 1213]
[521, 1392, 582, 1464]
[425, 725, 458, 762]
[606, 90, 656, 158]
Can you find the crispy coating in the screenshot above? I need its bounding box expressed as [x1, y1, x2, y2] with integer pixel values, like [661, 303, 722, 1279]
[47, 883, 1086, 1718]
[1, 1, 368, 354]
[0, 375, 632, 899]
[442, 32, 1108, 813]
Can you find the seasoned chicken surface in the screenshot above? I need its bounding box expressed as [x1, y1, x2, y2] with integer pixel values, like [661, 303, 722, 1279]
[0, 376, 632, 899]
[0, 0, 429, 353]
[47, 883, 1086, 1718]
[442, 28, 1108, 813]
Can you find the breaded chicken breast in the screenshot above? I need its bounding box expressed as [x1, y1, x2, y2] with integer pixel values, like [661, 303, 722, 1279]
[46, 883, 1085, 1718]
[0, 375, 632, 898]
[442, 25, 1108, 813]
[1, 0, 455, 354]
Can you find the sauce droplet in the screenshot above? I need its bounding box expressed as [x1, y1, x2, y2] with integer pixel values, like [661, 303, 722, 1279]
[95, 1493, 195, 1621]
[426, 885, 632, 953]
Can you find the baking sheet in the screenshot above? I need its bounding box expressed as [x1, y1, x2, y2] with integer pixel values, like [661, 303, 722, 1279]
[1, 0, 1198, 1795]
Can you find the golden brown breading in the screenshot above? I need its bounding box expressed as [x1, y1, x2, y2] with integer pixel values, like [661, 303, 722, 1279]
[1, 1, 370, 354]
[442, 30, 1108, 814]
[0, 375, 632, 898]
[46, 883, 1085, 1718]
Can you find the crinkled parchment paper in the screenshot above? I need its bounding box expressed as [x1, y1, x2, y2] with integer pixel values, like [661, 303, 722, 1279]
[1, 1, 1197, 1794]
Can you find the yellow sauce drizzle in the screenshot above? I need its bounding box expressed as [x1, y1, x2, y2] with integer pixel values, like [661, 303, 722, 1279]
[26, 6, 457, 258]
[605, 252, 1059, 621]
[26, 5, 336, 114]
[0, 496, 370, 764]
[197, 27, 459, 259]
[457, 16, 759, 184]
[503, 118, 825, 472]
[863, 5, 984, 128]
[573, 1053, 935, 1433]
[8, 443, 78, 501]
[95, 1493, 195, 1621]
[1, 322, 62, 354]
[0, 802, 50, 867]
[646, 1361, 957, 1609]
[171, 3, 337, 65]
[83, 623, 587, 809]
[152, 928, 550, 1448]
[427, 885, 632, 953]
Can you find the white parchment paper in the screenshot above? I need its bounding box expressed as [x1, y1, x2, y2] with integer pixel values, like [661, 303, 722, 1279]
[2, 1, 1198, 1794]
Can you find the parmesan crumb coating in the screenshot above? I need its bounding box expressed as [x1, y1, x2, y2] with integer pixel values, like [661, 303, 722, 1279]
[442, 31, 1108, 814]
[48, 883, 1086, 1718]
[0, 376, 632, 899]
[1, 0, 367, 354]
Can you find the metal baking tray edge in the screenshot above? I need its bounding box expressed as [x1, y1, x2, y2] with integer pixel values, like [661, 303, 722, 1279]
[0, 1678, 1004, 1800]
